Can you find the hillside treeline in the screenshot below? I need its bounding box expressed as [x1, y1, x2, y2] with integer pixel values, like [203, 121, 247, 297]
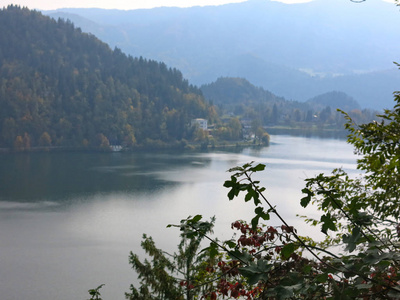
[201, 77, 378, 131]
[0, 6, 214, 150]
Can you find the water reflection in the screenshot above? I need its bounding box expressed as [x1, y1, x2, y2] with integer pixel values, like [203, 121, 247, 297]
[0, 135, 359, 300]
[0, 151, 215, 202]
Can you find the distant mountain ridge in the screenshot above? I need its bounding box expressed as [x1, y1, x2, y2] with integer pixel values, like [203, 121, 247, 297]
[45, 0, 400, 73]
[43, 0, 400, 109]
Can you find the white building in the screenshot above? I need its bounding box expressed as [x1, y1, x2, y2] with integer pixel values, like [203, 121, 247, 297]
[191, 118, 208, 130]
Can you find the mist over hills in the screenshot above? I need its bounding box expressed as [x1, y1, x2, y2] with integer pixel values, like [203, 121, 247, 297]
[44, 0, 400, 110]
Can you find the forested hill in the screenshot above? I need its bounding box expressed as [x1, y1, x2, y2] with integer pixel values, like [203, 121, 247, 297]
[200, 77, 361, 118]
[201, 77, 286, 106]
[0, 6, 212, 150]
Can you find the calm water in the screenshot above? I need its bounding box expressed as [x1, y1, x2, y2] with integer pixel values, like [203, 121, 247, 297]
[0, 135, 358, 300]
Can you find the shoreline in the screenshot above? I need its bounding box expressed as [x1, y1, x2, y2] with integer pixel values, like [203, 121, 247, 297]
[0, 128, 348, 154]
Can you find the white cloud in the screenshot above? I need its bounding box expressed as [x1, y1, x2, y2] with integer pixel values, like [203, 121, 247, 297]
[0, 0, 247, 10]
[271, 0, 312, 3]
[1, 0, 396, 12]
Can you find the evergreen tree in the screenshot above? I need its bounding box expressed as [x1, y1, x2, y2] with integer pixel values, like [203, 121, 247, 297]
[0, 6, 213, 150]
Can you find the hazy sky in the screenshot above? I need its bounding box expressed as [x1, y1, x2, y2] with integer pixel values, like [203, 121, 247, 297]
[0, 0, 313, 10]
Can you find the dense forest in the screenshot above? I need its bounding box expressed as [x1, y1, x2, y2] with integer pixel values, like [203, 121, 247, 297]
[0, 6, 215, 150]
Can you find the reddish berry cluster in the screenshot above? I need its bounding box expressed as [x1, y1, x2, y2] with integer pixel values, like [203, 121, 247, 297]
[217, 260, 240, 276]
[200, 221, 301, 299]
[179, 280, 194, 290]
[216, 279, 257, 299]
[231, 220, 279, 248]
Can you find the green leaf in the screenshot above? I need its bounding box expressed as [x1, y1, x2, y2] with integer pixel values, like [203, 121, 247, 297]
[251, 207, 270, 229]
[227, 166, 244, 173]
[245, 187, 255, 202]
[353, 212, 373, 226]
[273, 285, 295, 299]
[255, 207, 270, 220]
[320, 213, 337, 234]
[239, 259, 271, 285]
[251, 215, 260, 230]
[302, 264, 312, 274]
[281, 243, 296, 260]
[251, 163, 266, 172]
[315, 273, 328, 283]
[342, 226, 361, 253]
[228, 250, 253, 265]
[363, 249, 393, 265]
[227, 188, 236, 200]
[188, 215, 202, 223]
[224, 240, 236, 249]
[223, 175, 237, 187]
[300, 188, 313, 207]
[185, 231, 197, 239]
[203, 242, 220, 258]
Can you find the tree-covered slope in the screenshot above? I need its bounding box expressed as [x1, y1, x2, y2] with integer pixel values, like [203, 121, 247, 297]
[201, 77, 312, 121]
[201, 77, 285, 105]
[0, 6, 210, 150]
[200, 77, 376, 131]
[306, 91, 360, 112]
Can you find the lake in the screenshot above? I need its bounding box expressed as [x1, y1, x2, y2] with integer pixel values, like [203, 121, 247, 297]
[0, 135, 358, 300]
